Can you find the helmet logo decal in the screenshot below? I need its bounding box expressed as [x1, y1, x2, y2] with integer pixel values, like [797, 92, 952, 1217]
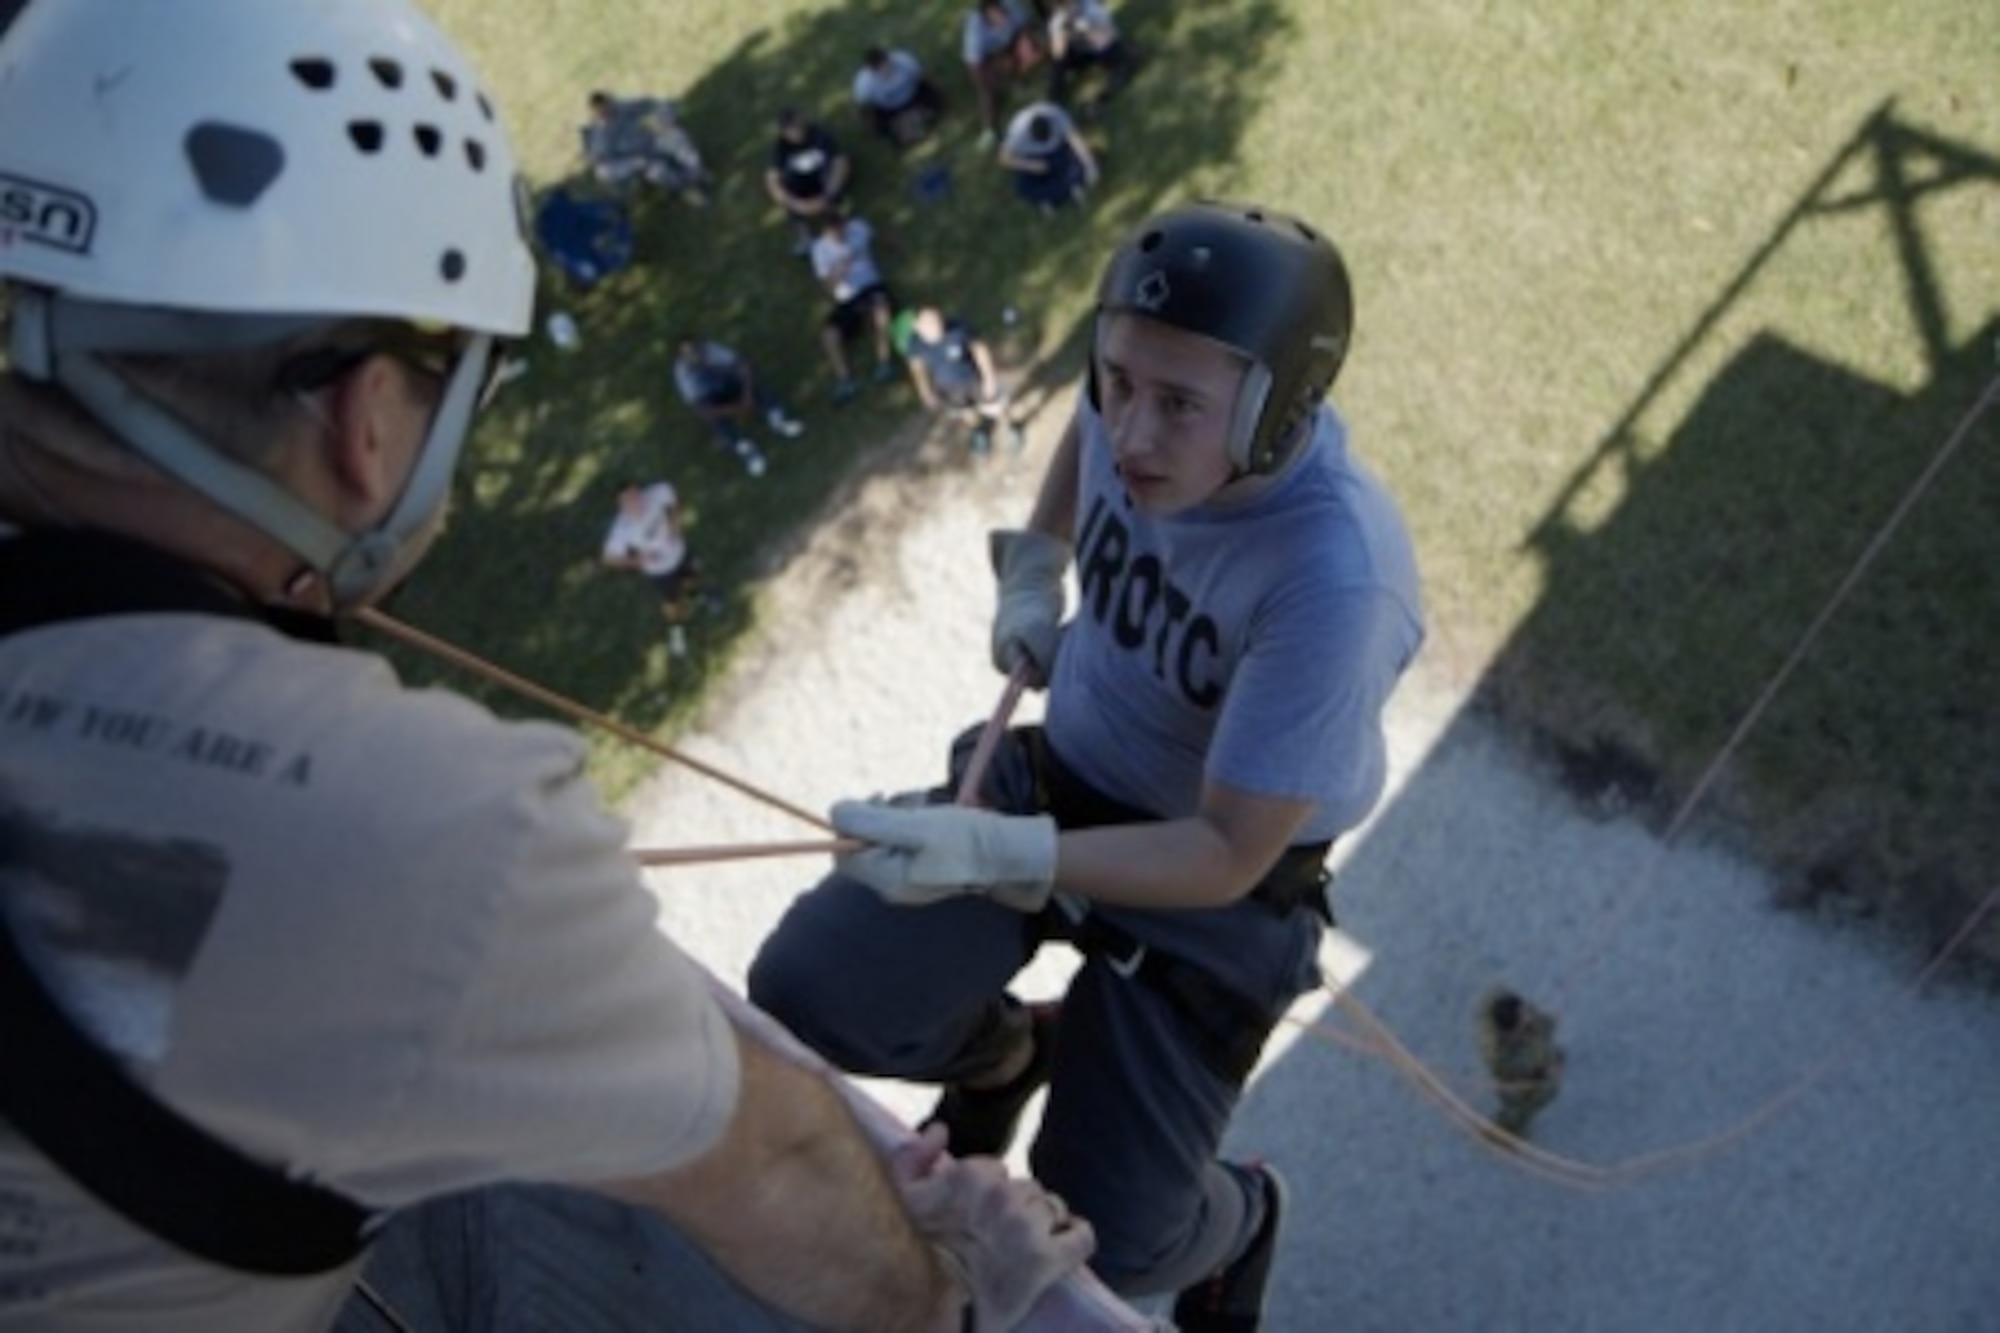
[0, 172, 98, 255]
[1134, 269, 1171, 311]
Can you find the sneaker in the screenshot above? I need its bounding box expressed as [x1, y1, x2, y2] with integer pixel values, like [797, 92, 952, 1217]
[924, 1003, 1058, 1158]
[870, 359, 897, 385]
[1171, 1164, 1287, 1332]
[831, 377, 859, 405]
[745, 450, 768, 478]
[968, 425, 994, 457]
[667, 624, 689, 658]
[767, 409, 805, 439]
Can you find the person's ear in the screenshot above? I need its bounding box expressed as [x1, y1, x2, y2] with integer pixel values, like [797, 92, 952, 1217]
[322, 353, 414, 513]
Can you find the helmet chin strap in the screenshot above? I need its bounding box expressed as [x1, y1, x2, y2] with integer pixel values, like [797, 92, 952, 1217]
[14, 289, 494, 611]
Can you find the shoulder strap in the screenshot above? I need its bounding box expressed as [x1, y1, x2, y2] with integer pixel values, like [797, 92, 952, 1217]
[0, 526, 337, 643]
[0, 528, 369, 1275]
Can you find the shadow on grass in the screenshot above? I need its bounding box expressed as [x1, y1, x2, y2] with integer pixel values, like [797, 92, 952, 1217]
[356, 0, 1294, 790]
[1483, 101, 2000, 962]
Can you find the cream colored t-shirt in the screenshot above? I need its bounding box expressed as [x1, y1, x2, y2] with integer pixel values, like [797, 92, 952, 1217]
[0, 613, 739, 1330]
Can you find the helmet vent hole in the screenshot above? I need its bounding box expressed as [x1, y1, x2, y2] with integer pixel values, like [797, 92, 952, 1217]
[1138, 230, 1163, 253]
[414, 124, 442, 158]
[464, 139, 488, 172]
[440, 250, 467, 283]
[1246, 209, 1265, 224]
[347, 121, 385, 155]
[1295, 221, 1318, 242]
[431, 70, 459, 101]
[476, 92, 496, 123]
[290, 58, 336, 91]
[369, 57, 405, 91]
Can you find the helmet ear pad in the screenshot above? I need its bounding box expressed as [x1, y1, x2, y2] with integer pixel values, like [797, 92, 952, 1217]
[1080, 310, 1284, 476]
[1227, 362, 1273, 473]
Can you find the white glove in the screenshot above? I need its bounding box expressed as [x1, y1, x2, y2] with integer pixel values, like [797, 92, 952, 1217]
[832, 800, 1058, 913]
[988, 528, 1070, 686]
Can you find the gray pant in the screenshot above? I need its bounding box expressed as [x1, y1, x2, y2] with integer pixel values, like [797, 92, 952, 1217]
[746, 728, 1322, 1297]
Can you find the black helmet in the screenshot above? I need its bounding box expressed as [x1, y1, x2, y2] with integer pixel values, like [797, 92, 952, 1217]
[1092, 201, 1353, 474]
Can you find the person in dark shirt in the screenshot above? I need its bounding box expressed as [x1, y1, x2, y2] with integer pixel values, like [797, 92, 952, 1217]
[894, 306, 1027, 456]
[764, 108, 853, 254]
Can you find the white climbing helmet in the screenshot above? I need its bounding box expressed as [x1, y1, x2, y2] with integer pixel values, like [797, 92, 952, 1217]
[0, 0, 534, 334]
[0, 0, 537, 609]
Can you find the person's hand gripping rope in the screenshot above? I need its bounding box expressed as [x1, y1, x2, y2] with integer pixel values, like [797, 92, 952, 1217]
[988, 528, 1070, 687]
[833, 641, 1056, 913]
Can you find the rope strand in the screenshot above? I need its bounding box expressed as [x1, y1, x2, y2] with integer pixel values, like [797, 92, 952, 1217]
[1553, 369, 2000, 1001]
[356, 608, 831, 835]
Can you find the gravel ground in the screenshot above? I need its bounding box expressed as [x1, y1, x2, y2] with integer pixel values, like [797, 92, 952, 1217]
[625, 396, 2000, 1332]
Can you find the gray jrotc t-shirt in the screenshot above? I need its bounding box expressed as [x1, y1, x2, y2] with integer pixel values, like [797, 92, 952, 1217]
[1047, 399, 1425, 841]
[0, 612, 740, 1330]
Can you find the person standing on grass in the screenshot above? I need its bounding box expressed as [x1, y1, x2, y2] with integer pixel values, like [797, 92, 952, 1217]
[751, 201, 1424, 1331]
[894, 305, 1028, 458]
[602, 480, 712, 658]
[811, 211, 899, 404]
[0, 3, 1092, 1329]
[672, 335, 806, 479]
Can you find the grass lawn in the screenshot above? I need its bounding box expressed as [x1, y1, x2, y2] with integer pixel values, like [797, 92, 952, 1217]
[384, 0, 1999, 957]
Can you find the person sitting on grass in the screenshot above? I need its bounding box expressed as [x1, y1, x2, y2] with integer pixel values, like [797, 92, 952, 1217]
[997, 101, 1099, 214]
[853, 45, 946, 148]
[764, 108, 853, 255]
[671, 336, 805, 478]
[810, 211, 899, 404]
[601, 480, 714, 657]
[581, 90, 712, 207]
[894, 306, 1027, 458]
[1045, 0, 1135, 112]
[962, 0, 1044, 148]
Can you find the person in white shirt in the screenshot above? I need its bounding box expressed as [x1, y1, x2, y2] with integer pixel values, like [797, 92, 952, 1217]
[997, 101, 1100, 213]
[852, 45, 945, 147]
[1046, 0, 1134, 109]
[0, 4, 1093, 1328]
[601, 480, 708, 656]
[809, 213, 899, 403]
[962, 0, 1044, 145]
